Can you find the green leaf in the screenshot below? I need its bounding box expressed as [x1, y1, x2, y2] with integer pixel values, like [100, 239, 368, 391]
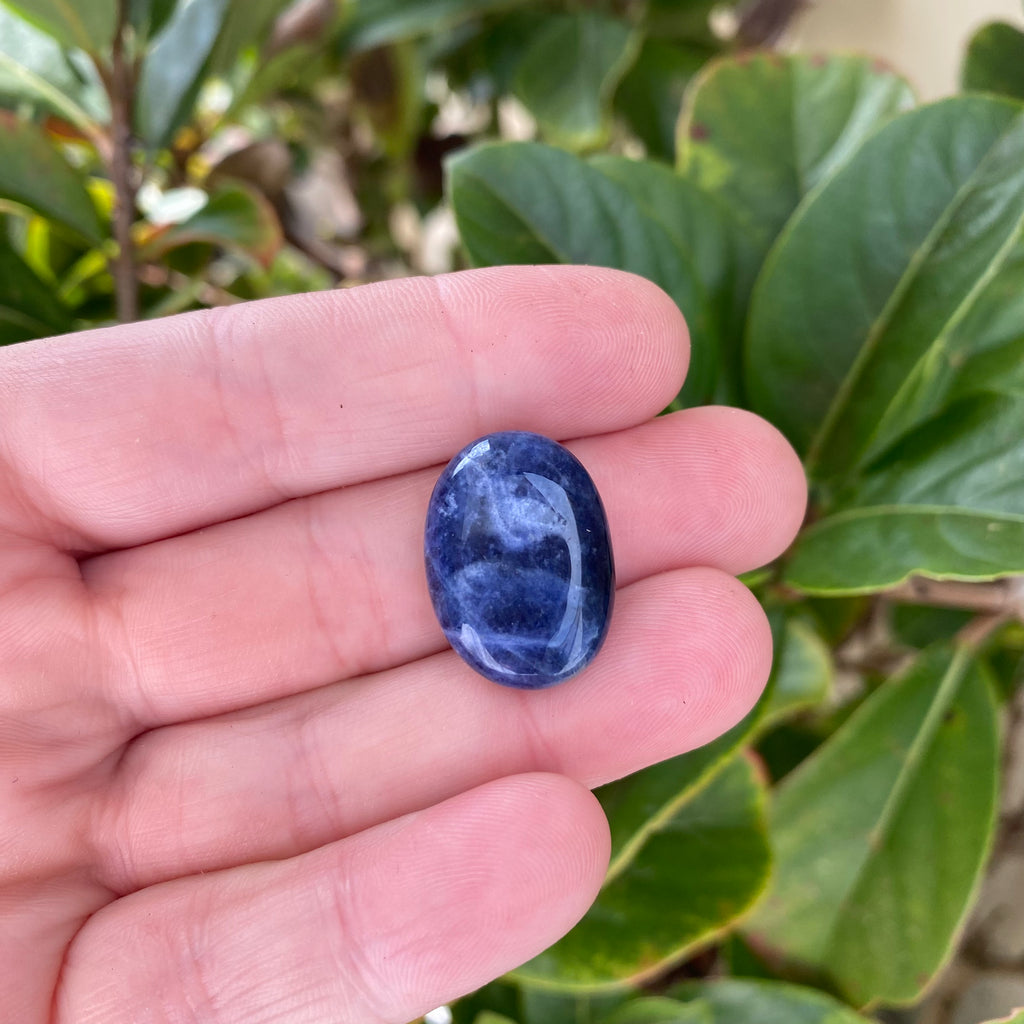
[745, 96, 1024, 480]
[889, 604, 974, 650]
[678, 53, 914, 256]
[473, 1015, 519, 1024]
[447, 141, 723, 404]
[512, 12, 639, 151]
[614, 38, 709, 162]
[138, 182, 283, 266]
[744, 643, 999, 1006]
[0, 116, 102, 242]
[859, 231, 1024, 433]
[600, 998, 711, 1024]
[513, 756, 770, 989]
[0, 5, 107, 127]
[762, 617, 832, 726]
[206, 0, 290, 76]
[0, 0, 116, 53]
[343, 0, 523, 51]
[519, 988, 627, 1024]
[786, 509, 1024, 594]
[845, 391, 1024, 515]
[665, 979, 871, 1024]
[450, 981, 522, 1024]
[0, 234, 73, 343]
[646, 0, 719, 45]
[941, 237, 1024, 404]
[978, 1013, 1024, 1024]
[129, 0, 178, 41]
[963, 21, 1024, 101]
[785, 391, 1024, 593]
[135, 0, 230, 147]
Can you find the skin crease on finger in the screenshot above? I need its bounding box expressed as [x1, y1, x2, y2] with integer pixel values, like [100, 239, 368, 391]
[0, 267, 807, 1023]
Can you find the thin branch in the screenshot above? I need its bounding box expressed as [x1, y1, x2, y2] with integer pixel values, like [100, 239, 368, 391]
[956, 612, 1010, 650]
[137, 264, 245, 308]
[736, 0, 809, 46]
[108, 0, 138, 323]
[884, 576, 1024, 620]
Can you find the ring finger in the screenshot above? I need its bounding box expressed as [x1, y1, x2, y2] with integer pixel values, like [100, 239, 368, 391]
[98, 566, 771, 892]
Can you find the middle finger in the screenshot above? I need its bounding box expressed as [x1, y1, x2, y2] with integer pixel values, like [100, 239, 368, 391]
[83, 407, 804, 730]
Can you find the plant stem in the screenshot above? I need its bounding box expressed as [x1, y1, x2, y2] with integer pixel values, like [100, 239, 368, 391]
[109, 0, 138, 323]
[885, 576, 1024, 621]
[736, 0, 808, 46]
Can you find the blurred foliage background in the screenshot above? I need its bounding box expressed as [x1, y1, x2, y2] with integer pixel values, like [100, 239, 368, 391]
[4, 2, 1024, 1023]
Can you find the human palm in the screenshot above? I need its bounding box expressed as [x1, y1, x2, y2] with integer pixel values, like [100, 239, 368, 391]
[0, 266, 805, 1023]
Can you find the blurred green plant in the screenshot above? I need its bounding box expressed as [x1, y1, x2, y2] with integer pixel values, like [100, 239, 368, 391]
[0, 0, 768, 338]
[4, 1, 1024, 1023]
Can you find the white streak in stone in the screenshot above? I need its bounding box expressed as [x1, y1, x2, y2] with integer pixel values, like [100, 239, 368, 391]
[452, 438, 491, 478]
[524, 472, 585, 668]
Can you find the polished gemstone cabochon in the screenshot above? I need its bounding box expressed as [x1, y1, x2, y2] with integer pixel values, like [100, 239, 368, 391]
[424, 431, 615, 689]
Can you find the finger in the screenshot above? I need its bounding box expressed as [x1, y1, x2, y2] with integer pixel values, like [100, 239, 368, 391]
[84, 408, 803, 726]
[1, 266, 686, 552]
[60, 774, 609, 1024]
[97, 568, 770, 891]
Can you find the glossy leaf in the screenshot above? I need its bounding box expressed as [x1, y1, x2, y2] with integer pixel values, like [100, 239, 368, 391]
[785, 391, 1024, 593]
[942, 238, 1024, 404]
[978, 1013, 1024, 1024]
[343, 0, 522, 51]
[601, 998, 711, 1024]
[138, 182, 283, 267]
[614, 38, 709, 162]
[135, 0, 230, 147]
[745, 96, 1024, 479]
[786, 509, 1024, 594]
[447, 141, 724, 404]
[513, 12, 639, 151]
[0, 5, 107, 126]
[0, 236, 73, 343]
[0, 115, 102, 242]
[963, 21, 1024, 101]
[744, 643, 999, 1006]
[860, 231, 1024, 431]
[513, 756, 770, 989]
[678, 53, 914, 255]
[1, 0, 116, 53]
[665, 979, 871, 1024]
[846, 391, 1024, 514]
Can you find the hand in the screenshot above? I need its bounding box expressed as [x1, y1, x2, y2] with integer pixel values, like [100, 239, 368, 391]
[0, 266, 806, 1024]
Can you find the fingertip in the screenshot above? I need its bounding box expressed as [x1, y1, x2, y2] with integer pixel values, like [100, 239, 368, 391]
[441, 265, 689, 433]
[566, 267, 690, 416]
[636, 406, 807, 574]
[722, 407, 809, 557]
[505, 772, 612, 901]
[686, 567, 774, 734]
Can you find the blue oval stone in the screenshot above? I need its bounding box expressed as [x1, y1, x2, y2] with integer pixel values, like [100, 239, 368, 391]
[424, 431, 614, 689]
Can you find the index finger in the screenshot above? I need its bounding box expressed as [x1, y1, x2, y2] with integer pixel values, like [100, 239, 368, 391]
[0, 266, 687, 552]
